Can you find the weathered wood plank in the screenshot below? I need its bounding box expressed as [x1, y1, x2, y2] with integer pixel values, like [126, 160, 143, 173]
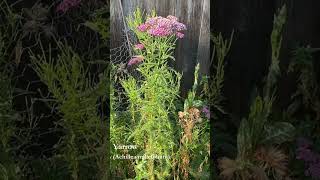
[197, 0, 210, 75]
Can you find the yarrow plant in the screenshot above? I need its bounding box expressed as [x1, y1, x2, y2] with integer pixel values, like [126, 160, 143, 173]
[113, 8, 188, 179]
[111, 7, 210, 179]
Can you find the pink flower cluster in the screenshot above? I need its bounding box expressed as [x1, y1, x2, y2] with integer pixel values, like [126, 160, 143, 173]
[137, 15, 187, 38]
[128, 55, 144, 66]
[56, 0, 81, 13]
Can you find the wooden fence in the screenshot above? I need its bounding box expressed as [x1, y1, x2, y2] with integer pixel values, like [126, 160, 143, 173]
[110, 0, 210, 94]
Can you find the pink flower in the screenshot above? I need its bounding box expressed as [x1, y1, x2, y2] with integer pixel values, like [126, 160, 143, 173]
[176, 32, 184, 39]
[56, 0, 81, 13]
[157, 18, 173, 29]
[134, 43, 144, 50]
[174, 22, 187, 31]
[145, 17, 161, 26]
[137, 24, 148, 32]
[138, 15, 187, 38]
[128, 55, 144, 66]
[148, 27, 172, 37]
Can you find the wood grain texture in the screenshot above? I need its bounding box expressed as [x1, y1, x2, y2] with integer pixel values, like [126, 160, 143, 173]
[111, 0, 210, 93]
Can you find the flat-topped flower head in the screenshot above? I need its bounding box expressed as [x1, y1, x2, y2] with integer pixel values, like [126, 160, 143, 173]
[137, 15, 186, 38]
[148, 27, 172, 37]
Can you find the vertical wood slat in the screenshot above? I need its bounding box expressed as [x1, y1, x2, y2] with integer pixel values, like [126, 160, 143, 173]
[197, 0, 210, 75]
[110, 0, 210, 91]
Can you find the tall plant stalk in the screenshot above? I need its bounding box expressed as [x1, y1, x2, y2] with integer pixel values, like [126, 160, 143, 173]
[209, 32, 233, 113]
[120, 9, 182, 179]
[238, 4, 287, 161]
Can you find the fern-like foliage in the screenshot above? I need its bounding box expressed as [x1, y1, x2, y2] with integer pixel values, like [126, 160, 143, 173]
[109, 64, 136, 178]
[207, 32, 233, 114]
[30, 41, 108, 180]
